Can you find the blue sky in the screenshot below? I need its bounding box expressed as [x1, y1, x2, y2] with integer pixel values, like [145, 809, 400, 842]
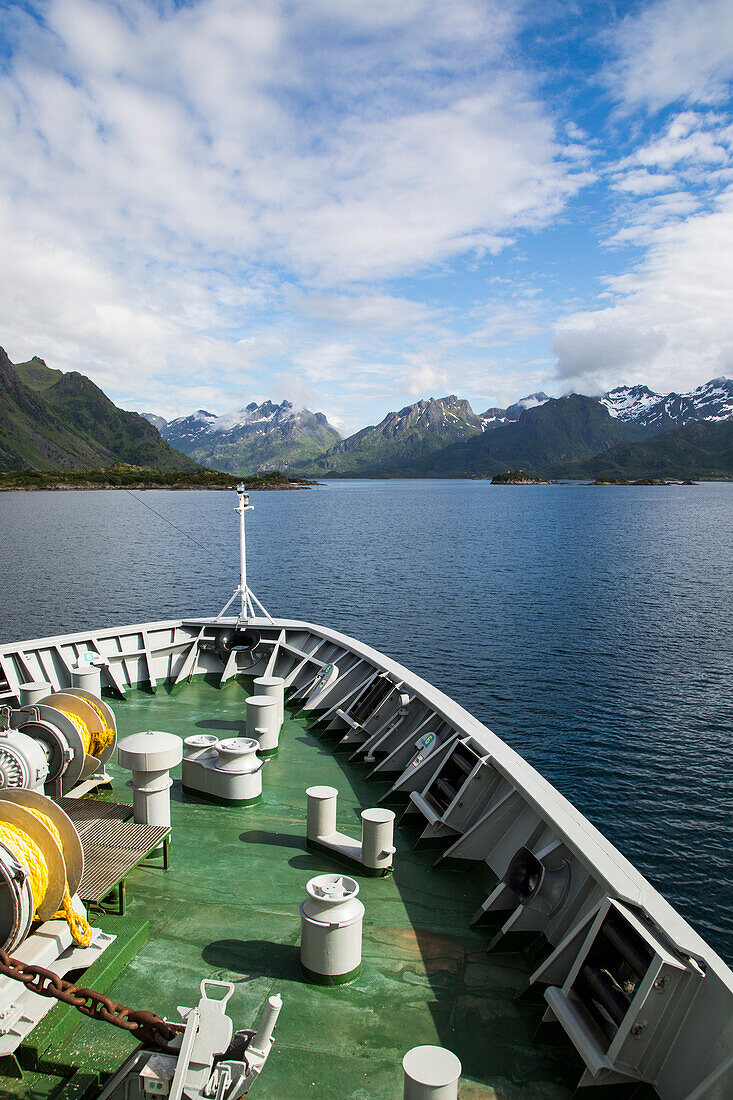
[1, 0, 732, 434]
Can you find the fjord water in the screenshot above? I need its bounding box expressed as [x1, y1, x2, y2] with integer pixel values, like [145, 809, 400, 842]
[0, 481, 731, 962]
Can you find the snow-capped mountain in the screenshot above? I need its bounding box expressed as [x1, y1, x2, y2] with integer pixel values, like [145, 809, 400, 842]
[481, 392, 550, 429]
[600, 378, 733, 433]
[145, 400, 341, 474]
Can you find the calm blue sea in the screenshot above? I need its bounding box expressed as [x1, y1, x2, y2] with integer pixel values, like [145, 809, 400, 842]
[0, 481, 731, 960]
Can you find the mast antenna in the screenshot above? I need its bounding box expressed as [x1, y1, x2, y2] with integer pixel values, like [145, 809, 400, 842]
[217, 482, 273, 624]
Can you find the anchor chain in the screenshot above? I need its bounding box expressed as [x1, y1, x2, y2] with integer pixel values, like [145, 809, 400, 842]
[0, 949, 183, 1050]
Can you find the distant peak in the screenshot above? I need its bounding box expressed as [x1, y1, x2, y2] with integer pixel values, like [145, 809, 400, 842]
[605, 383, 657, 397]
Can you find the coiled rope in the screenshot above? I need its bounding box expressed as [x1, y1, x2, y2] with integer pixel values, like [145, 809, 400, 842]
[0, 810, 92, 946]
[57, 706, 115, 759]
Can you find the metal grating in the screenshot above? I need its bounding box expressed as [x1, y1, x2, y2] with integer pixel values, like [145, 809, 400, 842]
[82, 819, 169, 850]
[58, 797, 134, 831]
[77, 845, 148, 901]
[58, 798, 168, 903]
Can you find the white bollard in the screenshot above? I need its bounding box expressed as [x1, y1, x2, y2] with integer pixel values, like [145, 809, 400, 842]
[306, 785, 338, 842]
[19, 682, 53, 707]
[71, 663, 102, 696]
[361, 808, 396, 872]
[246, 695, 280, 757]
[117, 731, 183, 826]
[253, 676, 285, 729]
[403, 1046, 462, 1100]
[300, 874, 364, 985]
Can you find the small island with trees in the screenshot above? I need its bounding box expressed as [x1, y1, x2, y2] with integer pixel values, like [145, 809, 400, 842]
[491, 470, 551, 485]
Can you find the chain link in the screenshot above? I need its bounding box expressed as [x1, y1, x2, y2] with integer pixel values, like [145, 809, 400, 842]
[0, 949, 183, 1050]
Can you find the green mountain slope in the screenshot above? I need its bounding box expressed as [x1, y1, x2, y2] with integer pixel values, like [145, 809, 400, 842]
[43, 370, 198, 471]
[426, 394, 645, 477]
[549, 420, 733, 480]
[14, 356, 64, 392]
[0, 347, 196, 471]
[298, 395, 483, 476]
[316, 393, 641, 478]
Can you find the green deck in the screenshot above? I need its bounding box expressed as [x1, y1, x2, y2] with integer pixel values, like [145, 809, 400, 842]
[3, 680, 583, 1100]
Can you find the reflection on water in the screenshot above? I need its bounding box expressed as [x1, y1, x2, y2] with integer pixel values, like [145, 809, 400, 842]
[0, 480, 731, 959]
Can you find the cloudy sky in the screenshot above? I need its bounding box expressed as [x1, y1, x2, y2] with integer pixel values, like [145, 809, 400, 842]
[1, 0, 732, 433]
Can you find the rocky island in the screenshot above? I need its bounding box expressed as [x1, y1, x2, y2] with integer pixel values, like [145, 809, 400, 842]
[592, 477, 674, 486]
[491, 470, 550, 485]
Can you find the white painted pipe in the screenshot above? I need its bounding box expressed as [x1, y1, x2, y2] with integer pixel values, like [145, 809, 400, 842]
[253, 676, 284, 729]
[71, 664, 102, 696]
[361, 808, 396, 871]
[306, 785, 338, 841]
[248, 994, 283, 1056]
[403, 1046, 462, 1100]
[246, 696, 279, 756]
[18, 682, 53, 707]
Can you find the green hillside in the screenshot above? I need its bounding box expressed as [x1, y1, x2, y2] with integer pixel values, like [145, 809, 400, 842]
[549, 420, 733, 480]
[297, 394, 644, 479]
[298, 395, 483, 477]
[0, 347, 196, 472]
[14, 355, 64, 392]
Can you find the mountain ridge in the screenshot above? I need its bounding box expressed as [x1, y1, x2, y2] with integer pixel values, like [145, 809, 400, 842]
[0, 349, 197, 472]
[154, 399, 341, 474]
[298, 395, 484, 477]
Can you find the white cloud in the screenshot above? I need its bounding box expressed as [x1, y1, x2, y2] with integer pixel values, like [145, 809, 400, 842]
[612, 170, 679, 195]
[0, 0, 588, 421]
[290, 291, 438, 332]
[609, 0, 733, 111]
[553, 187, 733, 393]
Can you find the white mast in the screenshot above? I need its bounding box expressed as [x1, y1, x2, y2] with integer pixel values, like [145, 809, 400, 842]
[217, 482, 273, 624]
[237, 481, 250, 623]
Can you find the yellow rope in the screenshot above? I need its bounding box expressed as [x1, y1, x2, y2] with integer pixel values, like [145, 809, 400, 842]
[0, 810, 93, 946]
[84, 698, 115, 754]
[57, 707, 114, 759]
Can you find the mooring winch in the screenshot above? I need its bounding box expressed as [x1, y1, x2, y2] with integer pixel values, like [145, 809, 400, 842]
[0, 787, 89, 952]
[0, 685, 117, 797]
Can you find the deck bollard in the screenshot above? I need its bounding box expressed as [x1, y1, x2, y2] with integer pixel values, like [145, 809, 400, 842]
[71, 662, 102, 696]
[305, 787, 396, 874]
[18, 681, 53, 707]
[306, 785, 339, 841]
[246, 695, 280, 757]
[253, 676, 285, 728]
[403, 1046, 462, 1099]
[360, 807, 396, 873]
